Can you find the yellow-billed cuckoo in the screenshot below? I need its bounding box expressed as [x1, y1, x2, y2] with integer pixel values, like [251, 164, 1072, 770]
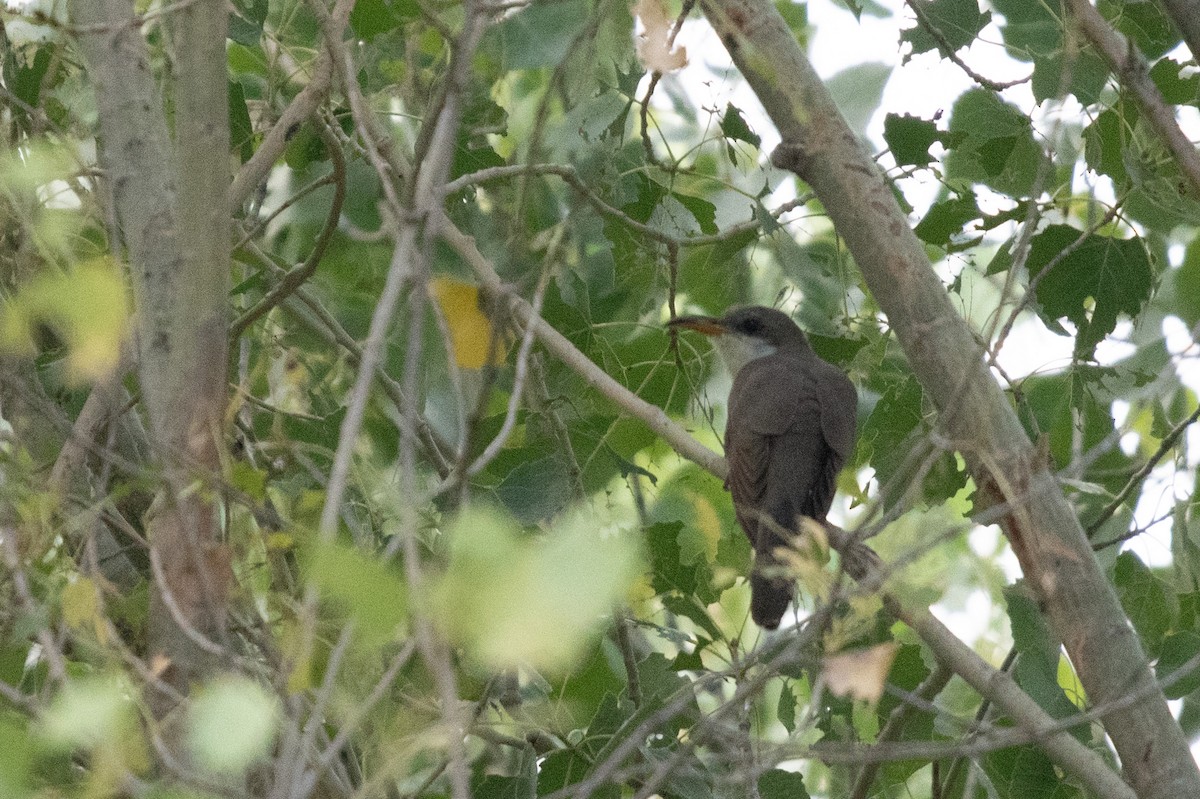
[669, 306, 857, 629]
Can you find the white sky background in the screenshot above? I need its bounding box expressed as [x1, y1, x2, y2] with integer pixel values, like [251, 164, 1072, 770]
[659, 0, 1200, 757]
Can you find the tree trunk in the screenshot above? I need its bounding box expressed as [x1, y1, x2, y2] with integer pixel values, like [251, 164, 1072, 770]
[71, 0, 231, 717]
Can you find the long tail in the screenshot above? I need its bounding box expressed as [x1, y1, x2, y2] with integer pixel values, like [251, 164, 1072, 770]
[750, 568, 794, 629]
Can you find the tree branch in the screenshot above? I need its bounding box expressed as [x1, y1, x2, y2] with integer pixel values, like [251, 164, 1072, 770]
[696, 0, 1200, 796]
[1064, 0, 1200, 198]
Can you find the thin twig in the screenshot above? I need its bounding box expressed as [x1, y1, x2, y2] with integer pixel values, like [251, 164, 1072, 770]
[1088, 404, 1200, 541]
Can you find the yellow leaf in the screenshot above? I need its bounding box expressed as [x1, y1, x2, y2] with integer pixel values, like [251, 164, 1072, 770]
[823, 642, 899, 704]
[635, 0, 688, 73]
[430, 277, 509, 369]
[0, 259, 129, 383]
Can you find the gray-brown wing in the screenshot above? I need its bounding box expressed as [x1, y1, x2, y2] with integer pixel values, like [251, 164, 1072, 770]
[726, 354, 831, 540]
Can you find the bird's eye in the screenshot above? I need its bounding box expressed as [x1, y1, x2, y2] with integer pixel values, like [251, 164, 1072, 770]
[739, 318, 761, 334]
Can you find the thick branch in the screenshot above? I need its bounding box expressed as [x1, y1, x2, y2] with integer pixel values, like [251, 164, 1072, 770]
[696, 0, 1200, 797]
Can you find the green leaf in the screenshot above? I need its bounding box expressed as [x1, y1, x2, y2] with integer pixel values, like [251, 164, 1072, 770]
[777, 681, 797, 733]
[229, 0, 268, 45]
[187, 676, 278, 774]
[671, 192, 718, 236]
[991, 0, 1062, 59]
[862, 376, 922, 497]
[489, 0, 591, 70]
[758, 769, 810, 799]
[876, 643, 930, 721]
[350, 0, 418, 39]
[944, 89, 1047, 198]
[1114, 551, 1173, 657]
[1029, 225, 1153, 359]
[0, 713, 32, 799]
[826, 62, 892, 136]
[1020, 370, 1133, 494]
[434, 506, 642, 671]
[720, 103, 761, 165]
[914, 194, 979, 246]
[1149, 58, 1200, 104]
[229, 81, 254, 163]
[535, 749, 589, 795]
[495, 455, 573, 524]
[1163, 237, 1200, 329]
[1083, 108, 1133, 184]
[900, 0, 990, 57]
[7, 44, 55, 111]
[1098, 0, 1181, 59]
[306, 540, 408, 645]
[1157, 631, 1200, 700]
[646, 521, 702, 596]
[1006, 587, 1089, 740]
[883, 113, 939, 167]
[983, 744, 1081, 799]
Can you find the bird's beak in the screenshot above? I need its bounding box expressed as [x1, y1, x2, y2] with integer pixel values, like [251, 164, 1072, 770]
[667, 315, 728, 336]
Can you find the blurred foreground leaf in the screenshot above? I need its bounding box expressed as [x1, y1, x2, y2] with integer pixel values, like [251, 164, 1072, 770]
[434, 505, 642, 671]
[188, 676, 279, 774]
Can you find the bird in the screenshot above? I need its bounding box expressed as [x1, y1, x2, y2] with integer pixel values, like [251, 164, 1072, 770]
[668, 306, 858, 629]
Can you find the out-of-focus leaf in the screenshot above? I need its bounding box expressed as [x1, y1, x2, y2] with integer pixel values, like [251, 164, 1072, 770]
[434, 506, 641, 671]
[826, 62, 892, 137]
[0, 713, 31, 799]
[490, 0, 591, 70]
[61, 578, 107, 645]
[350, 0, 418, 40]
[1158, 631, 1200, 700]
[306, 540, 407, 645]
[1114, 551, 1173, 657]
[41, 675, 137, 750]
[187, 676, 278, 774]
[823, 642, 898, 703]
[0, 260, 129, 383]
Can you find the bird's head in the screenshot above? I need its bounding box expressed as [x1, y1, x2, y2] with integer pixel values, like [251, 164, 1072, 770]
[668, 305, 811, 376]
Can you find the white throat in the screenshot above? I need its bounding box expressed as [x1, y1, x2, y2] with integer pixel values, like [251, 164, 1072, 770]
[712, 333, 776, 377]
